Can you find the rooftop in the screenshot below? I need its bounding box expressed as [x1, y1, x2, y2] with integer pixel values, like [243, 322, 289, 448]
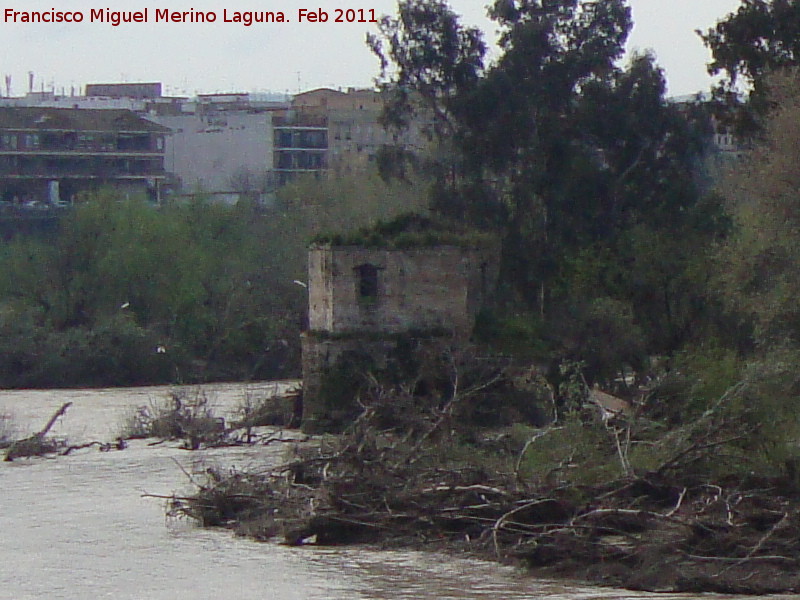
[0, 107, 170, 133]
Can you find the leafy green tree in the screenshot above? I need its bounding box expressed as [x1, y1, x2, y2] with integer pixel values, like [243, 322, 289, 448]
[368, 0, 486, 138]
[0, 193, 303, 385]
[371, 0, 714, 375]
[717, 70, 800, 347]
[704, 68, 800, 462]
[701, 0, 800, 91]
[700, 0, 800, 132]
[368, 0, 486, 185]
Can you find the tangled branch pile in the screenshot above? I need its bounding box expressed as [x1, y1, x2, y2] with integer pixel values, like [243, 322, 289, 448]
[173, 358, 800, 594]
[121, 390, 228, 450]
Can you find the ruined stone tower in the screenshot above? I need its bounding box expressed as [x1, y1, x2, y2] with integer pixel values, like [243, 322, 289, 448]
[301, 217, 498, 431]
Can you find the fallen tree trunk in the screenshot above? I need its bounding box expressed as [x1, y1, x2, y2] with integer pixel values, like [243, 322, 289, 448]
[5, 402, 72, 462]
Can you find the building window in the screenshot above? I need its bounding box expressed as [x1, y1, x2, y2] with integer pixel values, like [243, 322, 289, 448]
[356, 263, 379, 302]
[78, 133, 95, 149]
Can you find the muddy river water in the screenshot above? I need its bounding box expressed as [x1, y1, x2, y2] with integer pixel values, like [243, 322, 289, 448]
[0, 382, 793, 600]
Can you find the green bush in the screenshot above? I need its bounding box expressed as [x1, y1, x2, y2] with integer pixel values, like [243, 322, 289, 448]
[473, 309, 550, 360]
[674, 341, 742, 417]
[0, 193, 307, 386]
[558, 297, 647, 384]
[8, 314, 180, 388]
[515, 415, 624, 487]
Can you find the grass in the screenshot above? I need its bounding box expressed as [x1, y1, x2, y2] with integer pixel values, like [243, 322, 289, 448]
[312, 213, 496, 249]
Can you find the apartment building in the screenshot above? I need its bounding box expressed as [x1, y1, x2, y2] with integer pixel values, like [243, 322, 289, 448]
[272, 110, 328, 185]
[0, 82, 429, 200]
[288, 88, 430, 177]
[0, 107, 170, 204]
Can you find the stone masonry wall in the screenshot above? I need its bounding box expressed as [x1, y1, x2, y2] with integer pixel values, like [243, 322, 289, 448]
[307, 245, 497, 337]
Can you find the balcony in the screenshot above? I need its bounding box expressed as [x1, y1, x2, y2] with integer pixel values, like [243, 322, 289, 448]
[0, 156, 166, 179]
[0, 132, 163, 154]
[272, 115, 327, 128]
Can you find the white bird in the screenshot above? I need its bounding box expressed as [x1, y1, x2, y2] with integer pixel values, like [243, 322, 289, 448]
[292, 280, 308, 288]
[120, 301, 130, 309]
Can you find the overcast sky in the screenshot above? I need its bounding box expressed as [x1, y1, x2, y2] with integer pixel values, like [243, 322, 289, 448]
[0, 0, 742, 98]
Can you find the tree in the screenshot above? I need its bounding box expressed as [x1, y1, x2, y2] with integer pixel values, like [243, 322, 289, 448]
[372, 0, 634, 284]
[717, 70, 800, 348]
[700, 0, 800, 132]
[0, 192, 306, 385]
[698, 70, 800, 474]
[371, 0, 713, 367]
[701, 0, 800, 91]
[367, 0, 486, 138]
[367, 0, 487, 185]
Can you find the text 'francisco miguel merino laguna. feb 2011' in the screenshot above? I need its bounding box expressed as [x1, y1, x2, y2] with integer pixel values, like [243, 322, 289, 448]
[2, 7, 379, 26]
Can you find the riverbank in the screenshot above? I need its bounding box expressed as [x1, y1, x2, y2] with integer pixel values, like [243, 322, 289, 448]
[182, 445, 800, 594]
[173, 382, 800, 596]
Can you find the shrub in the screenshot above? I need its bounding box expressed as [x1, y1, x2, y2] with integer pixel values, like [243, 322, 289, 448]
[473, 308, 550, 360]
[120, 389, 226, 449]
[515, 415, 624, 487]
[672, 341, 743, 418]
[233, 386, 302, 431]
[558, 297, 647, 385]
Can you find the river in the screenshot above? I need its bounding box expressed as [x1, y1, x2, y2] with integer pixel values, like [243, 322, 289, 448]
[0, 382, 792, 600]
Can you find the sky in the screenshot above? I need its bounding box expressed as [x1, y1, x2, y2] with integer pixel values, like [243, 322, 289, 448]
[0, 0, 743, 98]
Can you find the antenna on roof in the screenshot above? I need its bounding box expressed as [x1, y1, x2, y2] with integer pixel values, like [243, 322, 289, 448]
[28, 71, 33, 94]
[4, 75, 10, 97]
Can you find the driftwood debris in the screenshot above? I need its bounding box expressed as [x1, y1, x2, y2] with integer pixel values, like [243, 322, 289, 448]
[39, 402, 73, 436]
[4, 402, 72, 461]
[171, 376, 800, 595]
[61, 438, 128, 456]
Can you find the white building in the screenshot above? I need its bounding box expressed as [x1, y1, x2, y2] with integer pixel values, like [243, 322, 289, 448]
[150, 111, 275, 202]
